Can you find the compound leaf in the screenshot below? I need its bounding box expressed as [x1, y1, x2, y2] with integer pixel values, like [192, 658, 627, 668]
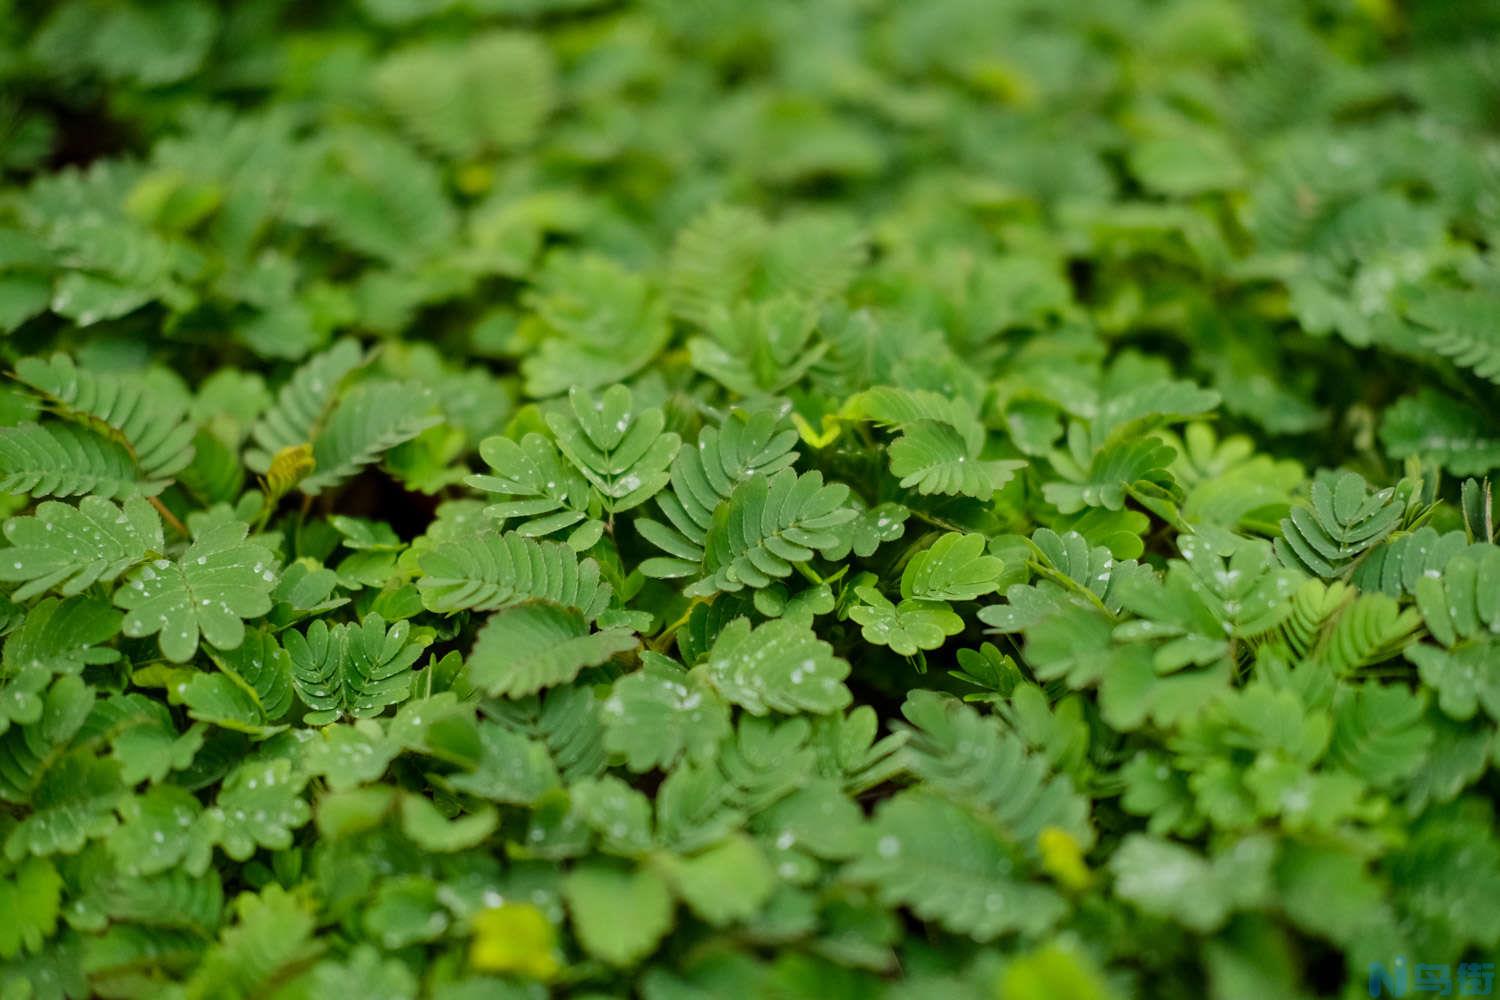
[468, 602, 638, 699]
[113, 519, 278, 662]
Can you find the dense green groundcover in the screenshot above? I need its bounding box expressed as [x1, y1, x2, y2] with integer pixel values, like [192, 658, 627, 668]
[4, 0, 1500, 997]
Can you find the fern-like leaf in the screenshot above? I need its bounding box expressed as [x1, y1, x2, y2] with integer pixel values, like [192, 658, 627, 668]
[1045, 436, 1179, 514]
[701, 616, 851, 715]
[13, 354, 195, 481]
[691, 468, 854, 597]
[898, 690, 1094, 849]
[520, 253, 671, 398]
[1413, 545, 1500, 648]
[1351, 526, 1473, 598]
[1308, 591, 1424, 674]
[848, 387, 1022, 499]
[1275, 471, 1405, 578]
[0, 423, 154, 500]
[666, 205, 865, 328]
[467, 602, 638, 699]
[184, 628, 295, 734]
[184, 885, 320, 1000]
[1380, 389, 1500, 476]
[890, 421, 1025, 498]
[467, 433, 595, 545]
[0, 495, 163, 601]
[301, 381, 440, 495]
[546, 385, 681, 515]
[0, 675, 94, 805]
[245, 339, 367, 473]
[293, 127, 457, 265]
[1328, 685, 1432, 787]
[284, 614, 428, 725]
[1406, 287, 1500, 384]
[417, 531, 613, 618]
[844, 790, 1067, 941]
[636, 408, 799, 579]
[901, 533, 1006, 602]
[373, 31, 555, 159]
[667, 204, 770, 328]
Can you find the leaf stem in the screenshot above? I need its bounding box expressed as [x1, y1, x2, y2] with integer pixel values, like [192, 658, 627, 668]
[149, 495, 189, 538]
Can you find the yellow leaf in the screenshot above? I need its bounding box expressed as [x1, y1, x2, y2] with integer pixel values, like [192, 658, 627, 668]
[264, 443, 315, 503]
[1038, 826, 1092, 892]
[469, 903, 560, 980]
[791, 412, 841, 449]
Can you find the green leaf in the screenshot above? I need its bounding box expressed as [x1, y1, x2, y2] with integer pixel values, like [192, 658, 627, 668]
[1000, 940, 1118, 1000]
[667, 204, 770, 329]
[1327, 684, 1433, 788]
[848, 586, 963, 657]
[1412, 546, 1500, 648]
[1407, 641, 1500, 722]
[400, 793, 498, 852]
[183, 627, 294, 734]
[755, 779, 864, 860]
[285, 613, 428, 724]
[1275, 843, 1394, 948]
[602, 653, 732, 772]
[373, 31, 555, 159]
[0, 675, 96, 804]
[571, 775, 654, 855]
[563, 862, 674, 967]
[521, 253, 671, 397]
[1275, 471, 1405, 579]
[113, 518, 278, 662]
[301, 720, 398, 792]
[417, 531, 613, 618]
[1110, 834, 1276, 933]
[1381, 389, 1500, 475]
[448, 721, 560, 805]
[468, 602, 638, 699]
[207, 757, 311, 861]
[186, 885, 321, 1000]
[0, 274, 50, 333]
[0, 422, 156, 499]
[845, 791, 1067, 941]
[702, 617, 851, 715]
[301, 380, 441, 495]
[900, 533, 1006, 602]
[1045, 437, 1178, 514]
[467, 433, 596, 544]
[3, 596, 122, 677]
[295, 126, 457, 265]
[108, 783, 212, 877]
[13, 354, 195, 481]
[637, 407, 800, 579]
[1387, 801, 1500, 952]
[305, 944, 420, 1000]
[691, 468, 855, 598]
[245, 339, 367, 472]
[1129, 129, 1245, 195]
[899, 690, 1094, 849]
[0, 495, 162, 601]
[1406, 286, 1500, 386]
[0, 857, 62, 958]
[5, 751, 123, 860]
[889, 421, 1024, 498]
[659, 833, 775, 926]
[547, 385, 681, 515]
[108, 701, 204, 785]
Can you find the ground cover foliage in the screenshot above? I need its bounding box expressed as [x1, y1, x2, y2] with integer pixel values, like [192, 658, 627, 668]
[2, 0, 1500, 997]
